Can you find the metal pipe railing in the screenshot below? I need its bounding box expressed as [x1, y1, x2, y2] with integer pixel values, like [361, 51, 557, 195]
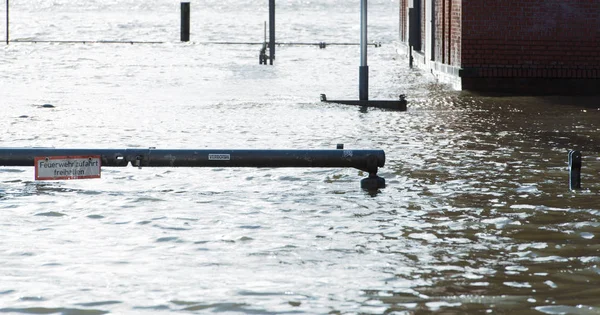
[8, 40, 382, 46]
[0, 148, 383, 169]
[0, 147, 386, 189]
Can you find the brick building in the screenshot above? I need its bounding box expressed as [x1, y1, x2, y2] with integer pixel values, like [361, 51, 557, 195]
[398, 0, 600, 95]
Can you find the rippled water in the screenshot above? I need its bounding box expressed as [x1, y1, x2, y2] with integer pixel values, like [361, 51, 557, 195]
[2, 1, 600, 314]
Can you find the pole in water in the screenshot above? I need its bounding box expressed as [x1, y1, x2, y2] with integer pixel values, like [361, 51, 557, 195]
[318, 0, 407, 111]
[568, 150, 582, 190]
[359, 0, 368, 100]
[259, 21, 267, 64]
[181, 2, 190, 42]
[269, 0, 275, 65]
[6, 0, 9, 45]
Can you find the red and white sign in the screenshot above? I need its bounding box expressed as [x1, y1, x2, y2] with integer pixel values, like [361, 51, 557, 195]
[34, 155, 102, 180]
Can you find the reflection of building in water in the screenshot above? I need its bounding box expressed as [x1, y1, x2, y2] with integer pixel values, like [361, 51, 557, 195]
[398, 0, 600, 95]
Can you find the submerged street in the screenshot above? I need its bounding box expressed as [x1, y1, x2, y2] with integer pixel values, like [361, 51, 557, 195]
[1, 0, 600, 314]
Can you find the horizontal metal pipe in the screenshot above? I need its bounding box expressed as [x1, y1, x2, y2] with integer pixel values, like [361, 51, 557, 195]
[9, 40, 382, 46]
[10, 40, 165, 44]
[0, 148, 385, 172]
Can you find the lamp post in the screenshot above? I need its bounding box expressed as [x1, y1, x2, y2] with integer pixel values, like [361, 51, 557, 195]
[359, 0, 368, 100]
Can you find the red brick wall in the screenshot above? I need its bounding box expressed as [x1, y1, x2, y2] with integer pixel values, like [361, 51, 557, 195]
[434, 0, 444, 63]
[450, 0, 461, 67]
[461, 0, 600, 79]
[427, 0, 462, 67]
[399, 0, 408, 42]
[421, 1, 426, 51]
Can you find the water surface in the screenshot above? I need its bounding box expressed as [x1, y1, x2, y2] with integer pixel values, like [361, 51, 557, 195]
[1, 1, 600, 314]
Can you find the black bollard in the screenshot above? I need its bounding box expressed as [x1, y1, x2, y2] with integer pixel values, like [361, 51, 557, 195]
[181, 2, 190, 42]
[269, 0, 275, 65]
[568, 150, 582, 190]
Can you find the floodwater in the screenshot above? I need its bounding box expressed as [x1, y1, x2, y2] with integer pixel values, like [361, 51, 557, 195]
[1, 1, 600, 314]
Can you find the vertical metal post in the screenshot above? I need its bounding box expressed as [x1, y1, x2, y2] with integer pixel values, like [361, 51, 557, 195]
[359, 0, 368, 101]
[180, 2, 190, 42]
[5, 0, 9, 45]
[269, 0, 275, 65]
[568, 150, 582, 190]
[430, 0, 436, 61]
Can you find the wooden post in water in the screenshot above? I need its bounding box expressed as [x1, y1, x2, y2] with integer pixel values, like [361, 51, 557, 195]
[181, 2, 190, 42]
[269, 0, 275, 65]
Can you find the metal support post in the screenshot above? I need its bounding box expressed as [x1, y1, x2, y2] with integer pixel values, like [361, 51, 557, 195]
[269, 0, 275, 65]
[6, 0, 9, 45]
[319, 0, 408, 111]
[360, 154, 385, 191]
[181, 2, 190, 42]
[359, 0, 368, 101]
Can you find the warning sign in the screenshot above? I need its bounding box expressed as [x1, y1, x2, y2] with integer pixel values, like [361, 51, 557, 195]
[34, 155, 102, 180]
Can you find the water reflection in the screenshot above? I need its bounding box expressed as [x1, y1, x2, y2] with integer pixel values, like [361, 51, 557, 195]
[366, 88, 600, 313]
